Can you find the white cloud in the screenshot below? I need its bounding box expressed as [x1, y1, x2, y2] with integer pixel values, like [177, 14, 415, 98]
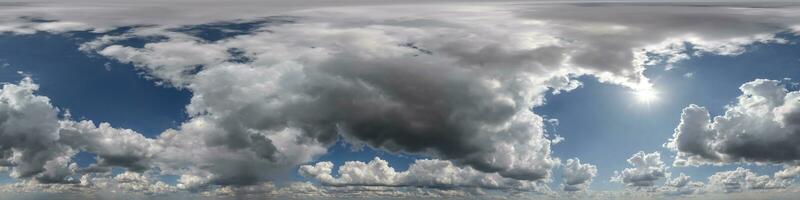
[109, 171, 177, 193]
[0, 20, 92, 34]
[660, 173, 705, 196]
[775, 165, 800, 180]
[299, 157, 552, 192]
[707, 167, 789, 193]
[612, 151, 667, 187]
[667, 79, 800, 166]
[97, 40, 229, 87]
[561, 158, 597, 192]
[58, 120, 156, 172]
[0, 77, 75, 183]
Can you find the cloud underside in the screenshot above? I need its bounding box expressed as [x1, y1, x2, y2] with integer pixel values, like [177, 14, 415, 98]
[0, 1, 800, 198]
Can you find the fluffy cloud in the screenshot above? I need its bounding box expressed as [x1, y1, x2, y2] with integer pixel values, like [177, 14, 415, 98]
[299, 157, 551, 192]
[667, 79, 800, 166]
[59, 120, 156, 172]
[612, 151, 667, 187]
[157, 123, 328, 188]
[775, 165, 800, 180]
[0, 76, 327, 188]
[0, 77, 75, 183]
[707, 167, 789, 193]
[660, 173, 705, 196]
[0, 78, 164, 183]
[561, 158, 597, 192]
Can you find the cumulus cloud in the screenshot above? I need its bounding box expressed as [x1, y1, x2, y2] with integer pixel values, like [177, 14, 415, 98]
[660, 173, 705, 196]
[775, 165, 800, 180]
[0, 77, 75, 183]
[59, 120, 156, 172]
[612, 151, 667, 187]
[155, 121, 327, 188]
[299, 157, 552, 192]
[0, 75, 328, 188]
[561, 158, 597, 192]
[0, 78, 166, 183]
[667, 79, 800, 166]
[707, 167, 789, 193]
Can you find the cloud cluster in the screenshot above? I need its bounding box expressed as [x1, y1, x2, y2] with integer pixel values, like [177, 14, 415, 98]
[75, 3, 800, 187]
[0, 77, 74, 183]
[299, 157, 551, 192]
[0, 76, 328, 189]
[660, 173, 705, 196]
[0, 78, 164, 184]
[667, 79, 800, 166]
[1, 2, 800, 197]
[87, 5, 582, 184]
[707, 167, 790, 193]
[59, 120, 156, 173]
[561, 158, 597, 192]
[612, 151, 667, 187]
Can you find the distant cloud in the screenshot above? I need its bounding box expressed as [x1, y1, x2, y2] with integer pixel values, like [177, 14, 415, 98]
[561, 158, 597, 192]
[706, 167, 789, 193]
[684, 72, 694, 79]
[612, 151, 666, 187]
[299, 157, 552, 192]
[660, 173, 705, 196]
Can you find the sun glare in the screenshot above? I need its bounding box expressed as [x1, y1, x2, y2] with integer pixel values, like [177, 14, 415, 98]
[634, 88, 658, 104]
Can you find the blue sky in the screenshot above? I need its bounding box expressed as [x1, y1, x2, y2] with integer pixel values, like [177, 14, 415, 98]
[0, 32, 190, 137]
[539, 34, 800, 190]
[1, 1, 800, 199]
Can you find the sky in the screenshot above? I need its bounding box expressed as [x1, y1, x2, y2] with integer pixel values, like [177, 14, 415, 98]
[1, 1, 800, 199]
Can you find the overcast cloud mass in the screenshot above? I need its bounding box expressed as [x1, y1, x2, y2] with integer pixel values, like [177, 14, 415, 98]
[1, 0, 800, 199]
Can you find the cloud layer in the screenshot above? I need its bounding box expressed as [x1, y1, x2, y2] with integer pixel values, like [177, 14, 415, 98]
[299, 157, 551, 192]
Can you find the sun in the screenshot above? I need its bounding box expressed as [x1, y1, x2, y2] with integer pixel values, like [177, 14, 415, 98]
[634, 88, 659, 104]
